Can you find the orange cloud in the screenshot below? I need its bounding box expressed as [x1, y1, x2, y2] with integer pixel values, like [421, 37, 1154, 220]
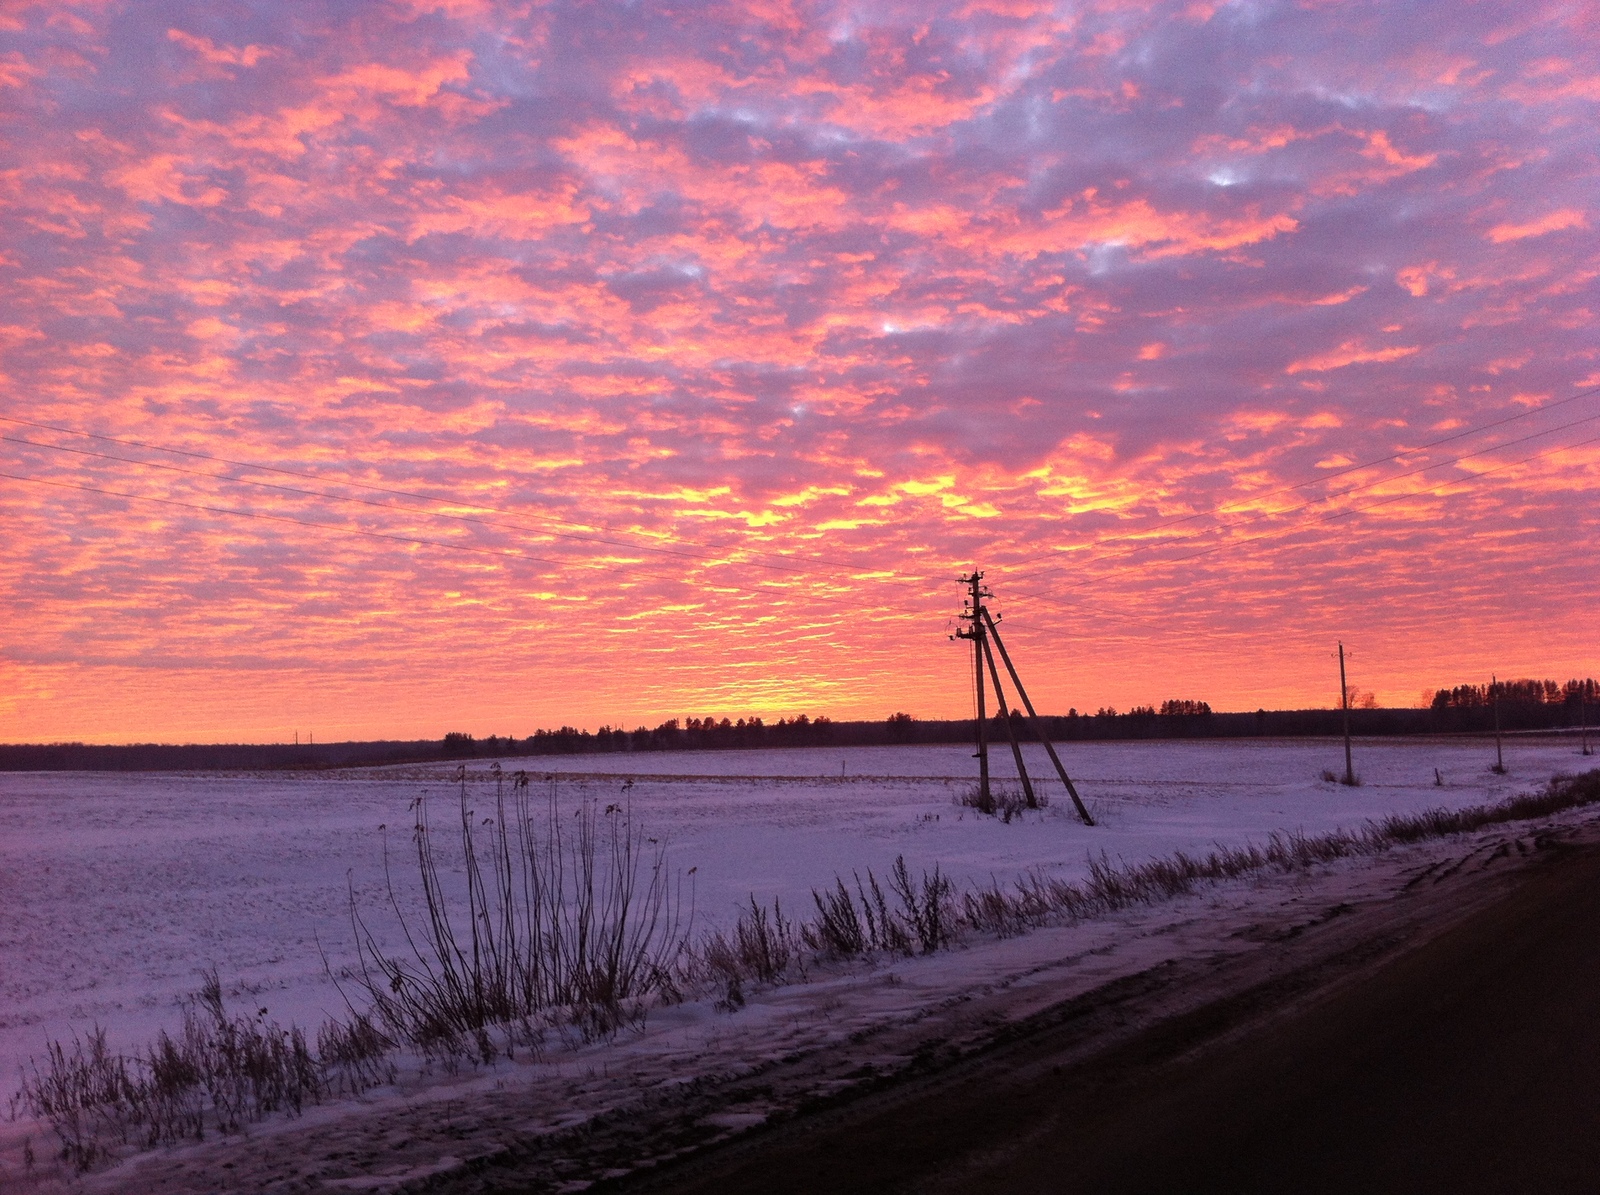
[1487, 208, 1587, 243]
[1286, 341, 1421, 373]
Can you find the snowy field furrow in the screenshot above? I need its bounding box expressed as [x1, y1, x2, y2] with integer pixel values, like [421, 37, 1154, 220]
[0, 736, 1583, 1099]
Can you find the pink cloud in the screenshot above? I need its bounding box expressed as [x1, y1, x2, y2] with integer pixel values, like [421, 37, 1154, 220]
[1487, 208, 1588, 243]
[166, 28, 275, 69]
[1286, 342, 1422, 374]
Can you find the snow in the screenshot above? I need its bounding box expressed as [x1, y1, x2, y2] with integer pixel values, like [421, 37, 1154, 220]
[0, 735, 1588, 1187]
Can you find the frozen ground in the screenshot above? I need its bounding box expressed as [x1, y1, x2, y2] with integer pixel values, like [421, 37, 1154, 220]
[0, 734, 1590, 1188]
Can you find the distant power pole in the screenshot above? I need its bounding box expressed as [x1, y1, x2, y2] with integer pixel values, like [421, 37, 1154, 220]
[1492, 674, 1505, 773]
[1583, 686, 1593, 757]
[1338, 641, 1355, 786]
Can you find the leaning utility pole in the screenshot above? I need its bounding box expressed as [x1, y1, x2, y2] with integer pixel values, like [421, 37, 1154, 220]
[953, 572, 1094, 826]
[1583, 686, 1593, 757]
[1338, 641, 1355, 786]
[983, 608, 1095, 825]
[979, 631, 1037, 809]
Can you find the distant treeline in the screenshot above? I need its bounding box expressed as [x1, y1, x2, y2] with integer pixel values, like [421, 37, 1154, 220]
[0, 739, 448, 772]
[1430, 677, 1598, 709]
[2, 684, 1593, 771]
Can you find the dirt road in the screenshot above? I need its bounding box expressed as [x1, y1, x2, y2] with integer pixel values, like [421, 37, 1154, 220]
[606, 828, 1600, 1194]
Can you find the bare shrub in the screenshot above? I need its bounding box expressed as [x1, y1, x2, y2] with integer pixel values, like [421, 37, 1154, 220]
[18, 1028, 129, 1171]
[857, 868, 912, 955]
[22, 767, 700, 1172]
[1377, 769, 1600, 842]
[961, 879, 1038, 937]
[957, 785, 1036, 821]
[801, 871, 909, 956]
[348, 767, 691, 1051]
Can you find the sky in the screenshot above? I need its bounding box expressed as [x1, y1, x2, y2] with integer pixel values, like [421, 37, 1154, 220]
[1, 0, 1596, 744]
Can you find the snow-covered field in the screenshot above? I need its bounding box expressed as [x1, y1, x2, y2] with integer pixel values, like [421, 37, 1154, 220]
[1, 733, 1583, 1102]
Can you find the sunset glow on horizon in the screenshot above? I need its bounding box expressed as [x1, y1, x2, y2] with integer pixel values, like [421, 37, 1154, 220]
[1, 0, 1596, 744]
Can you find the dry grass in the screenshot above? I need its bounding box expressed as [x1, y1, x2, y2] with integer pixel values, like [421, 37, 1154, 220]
[15, 969, 389, 1172]
[698, 895, 796, 986]
[958, 769, 1600, 935]
[957, 783, 1041, 821]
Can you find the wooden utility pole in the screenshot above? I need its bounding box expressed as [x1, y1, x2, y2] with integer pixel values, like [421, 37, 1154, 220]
[1338, 641, 1354, 786]
[955, 572, 992, 807]
[1583, 687, 1592, 757]
[1493, 674, 1505, 772]
[954, 573, 1094, 827]
[982, 609, 1094, 826]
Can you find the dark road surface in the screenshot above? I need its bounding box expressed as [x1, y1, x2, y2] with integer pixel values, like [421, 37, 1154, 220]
[611, 837, 1600, 1194]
